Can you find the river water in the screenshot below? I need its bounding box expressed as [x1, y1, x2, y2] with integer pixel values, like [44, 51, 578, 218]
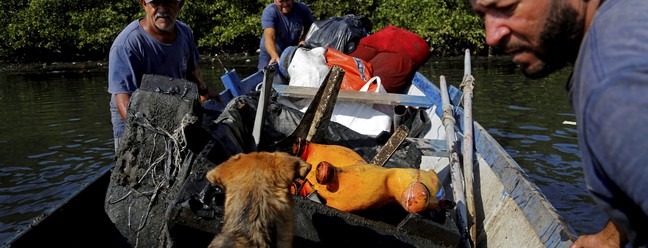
[0, 55, 607, 245]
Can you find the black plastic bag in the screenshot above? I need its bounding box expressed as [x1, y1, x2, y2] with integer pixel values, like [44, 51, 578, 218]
[304, 14, 371, 54]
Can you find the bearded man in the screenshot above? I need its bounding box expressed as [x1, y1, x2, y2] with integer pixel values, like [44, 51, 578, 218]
[471, 0, 648, 247]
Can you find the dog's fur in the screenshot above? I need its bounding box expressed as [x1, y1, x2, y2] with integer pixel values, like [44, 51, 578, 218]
[206, 152, 312, 248]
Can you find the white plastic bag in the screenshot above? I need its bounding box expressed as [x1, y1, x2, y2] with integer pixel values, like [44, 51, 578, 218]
[283, 48, 392, 137]
[331, 77, 392, 137]
[287, 47, 329, 88]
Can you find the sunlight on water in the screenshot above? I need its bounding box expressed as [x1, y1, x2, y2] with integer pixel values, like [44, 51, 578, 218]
[0, 70, 115, 244]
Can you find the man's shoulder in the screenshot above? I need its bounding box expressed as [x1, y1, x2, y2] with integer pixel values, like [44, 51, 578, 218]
[592, 0, 648, 35]
[175, 20, 191, 31]
[113, 19, 145, 45]
[261, 4, 280, 27]
[293, 2, 311, 13]
[262, 3, 278, 15]
[580, 0, 648, 76]
[175, 20, 194, 36]
[119, 19, 142, 35]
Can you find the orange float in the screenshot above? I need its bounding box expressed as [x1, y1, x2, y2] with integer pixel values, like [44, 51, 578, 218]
[291, 138, 446, 213]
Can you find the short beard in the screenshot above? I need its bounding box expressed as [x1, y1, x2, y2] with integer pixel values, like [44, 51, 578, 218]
[523, 1, 584, 79]
[153, 12, 176, 32]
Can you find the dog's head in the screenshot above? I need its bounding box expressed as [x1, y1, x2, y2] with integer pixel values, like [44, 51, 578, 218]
[206, 152, 312, 190]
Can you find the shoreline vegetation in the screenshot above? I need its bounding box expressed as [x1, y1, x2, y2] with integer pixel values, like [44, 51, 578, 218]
[1, 53, 509, 75]
[1, 0, 485, 63]
[0, 52, 257, 74]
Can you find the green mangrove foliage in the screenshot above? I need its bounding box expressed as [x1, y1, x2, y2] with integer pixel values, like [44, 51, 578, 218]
[2, 0, 140, 61]
[1, 0, 484, 62]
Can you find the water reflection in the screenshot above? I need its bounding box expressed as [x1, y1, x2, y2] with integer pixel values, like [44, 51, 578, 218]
[0, 70, 116, 244]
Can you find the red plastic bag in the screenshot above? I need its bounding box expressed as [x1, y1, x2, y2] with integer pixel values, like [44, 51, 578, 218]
[325, 48, 377, 92]
[350, 26, 429, 93]
[358, 26, 430, 68]
[368, 52, 415, 93]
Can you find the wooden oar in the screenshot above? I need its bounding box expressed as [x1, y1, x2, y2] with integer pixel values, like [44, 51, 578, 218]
[272, 66, 345, 150]
[440, 76, 470, 248]
[252, 65, 275, 149]
[461, 49, 477, 247]
[370, 124, 410, 166]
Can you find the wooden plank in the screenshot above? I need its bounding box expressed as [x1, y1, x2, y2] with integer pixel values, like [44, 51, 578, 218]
[252, 67, 275, 148]
[371, 125, 409, 166]
[273, 84, 433, 107]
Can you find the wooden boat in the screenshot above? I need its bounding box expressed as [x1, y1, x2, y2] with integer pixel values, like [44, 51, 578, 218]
[6, 52, 577, 248]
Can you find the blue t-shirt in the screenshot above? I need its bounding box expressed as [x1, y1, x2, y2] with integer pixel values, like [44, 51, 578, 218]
[569, 0, 648, 245]
[108, 19, 199, 139]
[258, 2, 314, 70]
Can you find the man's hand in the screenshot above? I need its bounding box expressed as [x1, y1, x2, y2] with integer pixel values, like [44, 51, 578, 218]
[199, 89, 221, 104]
[268, 56, 280, 66]
[570, 220, 626, 248]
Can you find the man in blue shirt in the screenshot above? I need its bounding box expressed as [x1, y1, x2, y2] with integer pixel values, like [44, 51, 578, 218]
[471, 0, 648, 247]
[258, 0, 314, 70]
[108, 0, 210, 150]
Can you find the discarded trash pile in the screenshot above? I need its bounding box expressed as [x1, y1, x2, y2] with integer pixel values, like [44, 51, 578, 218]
[104, 73, 459, 248]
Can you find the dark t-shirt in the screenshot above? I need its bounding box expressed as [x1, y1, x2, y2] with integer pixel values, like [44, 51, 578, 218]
[569, 0, 648, 245]
[258, 2, 313, 70]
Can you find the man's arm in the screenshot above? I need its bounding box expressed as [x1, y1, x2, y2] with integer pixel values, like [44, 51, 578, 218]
[186, 64, 211, 102]
[263, 27, 280, 65]
[570, 220, 626, 248]
[115, 93, 131, 120]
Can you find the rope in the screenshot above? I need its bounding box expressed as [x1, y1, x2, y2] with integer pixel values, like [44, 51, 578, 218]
[443, 114, 456, 125]
[128, 112, 197, 183]
[458, 75, 475, 107]
[108, 111, 198, 239]
[459, 75, 475, 89]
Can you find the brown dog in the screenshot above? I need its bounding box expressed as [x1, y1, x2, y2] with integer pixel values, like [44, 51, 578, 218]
[206, 152, 312, 248]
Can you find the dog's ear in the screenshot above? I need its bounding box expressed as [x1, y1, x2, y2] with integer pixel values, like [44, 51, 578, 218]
[206, 166, 223, 186]
[206, 153, 244, 187]
[229, 153, 243, 161]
